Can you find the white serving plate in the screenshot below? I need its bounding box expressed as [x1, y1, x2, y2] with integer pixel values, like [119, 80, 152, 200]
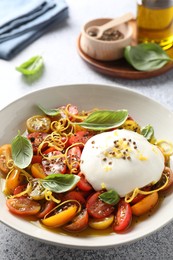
[0, 83, 173, 249]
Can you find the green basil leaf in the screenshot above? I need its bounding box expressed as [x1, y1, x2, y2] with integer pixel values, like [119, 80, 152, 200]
[141, 124, 154, 141]
[124, 43, 173, 71]
[99, 190, 120, 205]
[11, 131, 33, 169]
[77, 110, 128, 130]
[38, 104, 60, 116]
[40, 174, 80, 193]
[16, 56, 44, 75]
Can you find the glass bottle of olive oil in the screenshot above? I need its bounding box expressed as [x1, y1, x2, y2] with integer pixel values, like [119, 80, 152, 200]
[137, 0, 173, 50]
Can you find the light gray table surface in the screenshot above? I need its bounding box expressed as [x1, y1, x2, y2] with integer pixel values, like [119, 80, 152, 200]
[0, 0, 173, 259]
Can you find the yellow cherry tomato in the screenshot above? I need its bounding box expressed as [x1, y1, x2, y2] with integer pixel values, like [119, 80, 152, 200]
[41, 203, 79, 228]
[5, 168, 22, 195]
[89, 214, 114, 230]
[26, 115, 51, 133]
[131, 192, 158, 216]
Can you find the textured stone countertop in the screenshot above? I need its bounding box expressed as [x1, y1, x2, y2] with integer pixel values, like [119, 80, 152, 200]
[0, 0, 173, 259]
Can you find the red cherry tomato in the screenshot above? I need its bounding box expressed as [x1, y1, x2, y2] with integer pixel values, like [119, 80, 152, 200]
[42, 150, 67, 175]
[68, 131, 93, 148]
[86, 191, 115, 219]
[113, 199, 132, 233]
[6, 197, 41, 216]
[27, 132, 47, 154]
[31, 155, 42, 164]
[62, 190, 86, 206]
[63, 209, 89, 232]
[77, 172, 93, 192]
[67, 146, 81, 171]
[37, 200, 56, 219]
[13, 184, 27, 195]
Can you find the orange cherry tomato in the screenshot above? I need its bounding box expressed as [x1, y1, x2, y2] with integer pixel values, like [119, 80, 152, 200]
[131, 192, 158, 216]
[6, 197, 41, 216]
[41, 202, 79, 228]
[0, 144, 12, 175]
[5, 168, 23, 195]
[31, 163, 47, 179]
[63, 209, 89, 232]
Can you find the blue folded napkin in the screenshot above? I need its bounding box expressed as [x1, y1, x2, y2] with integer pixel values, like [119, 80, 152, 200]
[0, 0, 68, 60]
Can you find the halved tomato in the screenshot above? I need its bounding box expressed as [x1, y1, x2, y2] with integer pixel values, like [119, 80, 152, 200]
[37, 200, 56, 219]
[77, 172, 93, 192]
[0, 144, 12, 175]
[6, 197, 41, 216]
[27, 132, 47, 154]
[68, 131, 93, 148]
[42, 150, 67, 175]
[63, 209, 88, 232]
[67, 146, 81, 171]
[113, 199, 132, 233]
[26, 115, 51, 133]
[41, 202, 79, 228]
[86, 191, 115, 219]
[62, 190, 86, 206]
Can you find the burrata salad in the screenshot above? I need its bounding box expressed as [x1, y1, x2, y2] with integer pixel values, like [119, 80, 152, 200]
[0, 104, 173, 234]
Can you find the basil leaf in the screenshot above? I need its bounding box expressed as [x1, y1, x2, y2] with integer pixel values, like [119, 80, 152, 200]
[11, 131, 33, 169]
[16, 56, 44, 75]
[40, 174, 80, 193]
[77, 110, 128, 130]
[124, 43, 173, 71]
[141, 125, 154, 141]
[99, 190, 120, 205]
[38, 104, 60, 116]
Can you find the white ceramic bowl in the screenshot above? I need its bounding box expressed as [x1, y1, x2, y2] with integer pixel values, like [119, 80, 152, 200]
[0, 84, 173, 249]
[80, 18, 133, 61]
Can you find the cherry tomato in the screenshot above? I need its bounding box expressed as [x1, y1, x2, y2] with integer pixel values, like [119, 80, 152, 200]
[6, 197, 41, 216]
[42, 150, 67, 175]
[77, 172, 93, 192]
[26, 115, 51, 133]
[31, 155, 42, 164]
[27, 132, 47, 154]
[41, 202, 79, 228]
[62, 190, 86, 206]
[155, 167, 173, 191]
[37, 200, 56, 219]
[5, 168, 23, 195]
[130, 186, 151, 205]
[89, 214, 114, 230]
[0, 144, 12, 175]
[131, 192, 158, 217]
[67, 146, 81, 171]
[68, 131, 93, 148]
[13, 184, 27, 195]
[63, 209, 88, 232]
[31, 163, 47, 179]
[86, 191, 115, 219]
[113, 199, 132, 233]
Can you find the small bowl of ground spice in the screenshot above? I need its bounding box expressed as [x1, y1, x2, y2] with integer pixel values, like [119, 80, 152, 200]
[80, 16, 133, 61]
